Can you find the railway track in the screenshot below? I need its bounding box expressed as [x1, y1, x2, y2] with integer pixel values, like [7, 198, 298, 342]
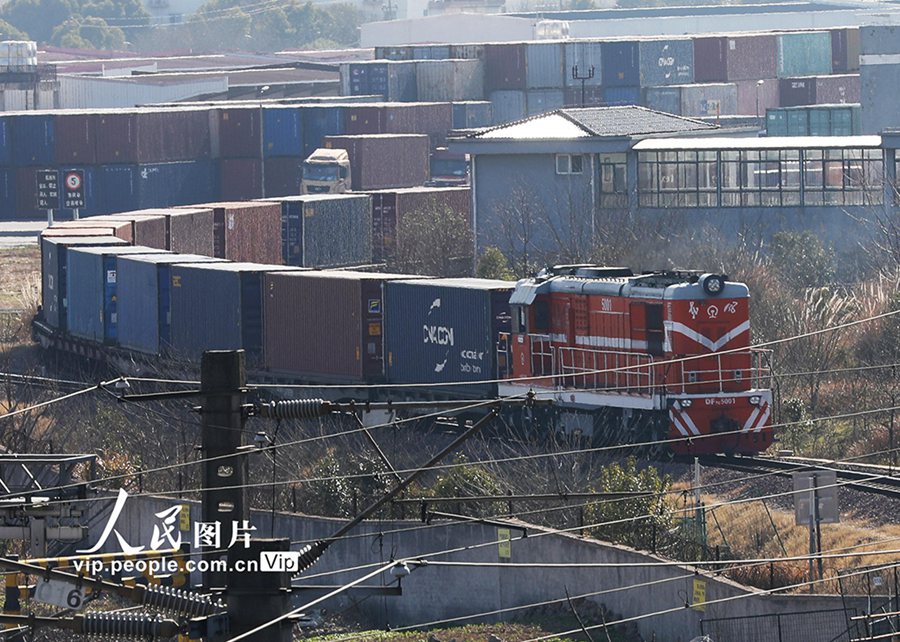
[689, 454, 900, 499]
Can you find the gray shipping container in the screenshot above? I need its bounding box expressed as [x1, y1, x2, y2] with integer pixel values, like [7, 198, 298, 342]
[168, 262, 298, 361]
[65, 245, 167, 344]
[40, 235, 127, 331]
[416, 59, 485, 102]
[323, 134, 429, 191]
[116, 253, 227, 355]
[644, 86, 683, 115]
[860, 25, 900, 55]
[639, 38, 694, 86]
[489, 90, 527, 124]
[564, 42, 602, 87]
[261, 193, 372, 268]
[678, 83, 738, 117]
[525, 42, 564, 89]
[384, 278, 514, 395]
[526, 89, 565, 116]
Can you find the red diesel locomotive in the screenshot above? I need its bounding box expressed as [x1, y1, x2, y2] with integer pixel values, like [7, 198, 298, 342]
[499, 266, 774, 455]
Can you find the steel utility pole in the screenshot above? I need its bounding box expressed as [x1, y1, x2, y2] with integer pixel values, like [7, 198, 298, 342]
[571, 65, 595, 107]
[200, 350, 249, 591]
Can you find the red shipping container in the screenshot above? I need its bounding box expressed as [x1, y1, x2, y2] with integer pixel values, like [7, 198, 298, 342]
[263, 157, 303, 197]
[694, 34, 777, 82]
[366, 186, 471, 261]
[735, 78, 779, 115]
[263, 270, 417, 381]
[220, 158, 263, 201]
[344, 105, 386, 134]
[55, 112, 97, 164]
[41, 227, 120, 238]
[93, 213, 168, 249]
[831, 28, 860, 73]
[484, 43, 527, 91]
[188, 201, 282, 264]
[217, 107, 261, 158]
[166, 207, 215, 255]
[49, 218, 134, 243]
[94, 109, 214, 164]
[323, 134, 429, 191]
[95, 112, 137, 164]
[814, 74, 860, 104]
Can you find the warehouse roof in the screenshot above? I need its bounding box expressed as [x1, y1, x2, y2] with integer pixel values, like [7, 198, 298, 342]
[474, 106, 717, 141]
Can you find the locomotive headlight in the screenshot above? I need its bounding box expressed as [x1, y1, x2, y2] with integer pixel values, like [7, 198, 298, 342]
[681, 399, 692, 408]
[749, 395, 761, 406]
[700, 273, 725, 296]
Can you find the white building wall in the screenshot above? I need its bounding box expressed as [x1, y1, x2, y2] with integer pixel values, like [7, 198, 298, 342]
[361, 13, 537, 46]
[57, 75, 227, 109]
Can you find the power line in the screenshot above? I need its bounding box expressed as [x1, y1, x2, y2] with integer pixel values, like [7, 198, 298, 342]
[0, 380, 116, 422]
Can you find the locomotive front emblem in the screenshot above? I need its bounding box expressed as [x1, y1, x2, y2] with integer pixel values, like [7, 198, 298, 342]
[707, 305, 719, 319]
[725, 301, 738, 314]
[689, 301, 699, 319]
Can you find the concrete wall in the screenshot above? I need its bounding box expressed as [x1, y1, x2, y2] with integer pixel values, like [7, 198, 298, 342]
[473, 152, 596, 261]
[83, 493, 877, 642]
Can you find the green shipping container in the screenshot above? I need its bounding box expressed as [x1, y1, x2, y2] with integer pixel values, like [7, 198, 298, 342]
[777, 32, 832, 78]
[808, 108, 831, 136]
[786, 109, 809, 135]
[766, 109, 787, 136]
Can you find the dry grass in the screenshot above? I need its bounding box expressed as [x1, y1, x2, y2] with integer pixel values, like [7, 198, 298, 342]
[670, 482, 900, 594]
[0, 247, 40, 309]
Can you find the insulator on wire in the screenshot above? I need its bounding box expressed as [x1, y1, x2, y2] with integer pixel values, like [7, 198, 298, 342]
[76, 612, 180, 638]
[294, 540, 329, 576]
[258, 399, 333, 420]
[140, 584, 220, 618]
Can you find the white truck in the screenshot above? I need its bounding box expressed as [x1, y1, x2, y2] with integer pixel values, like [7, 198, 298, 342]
[300, 148, 352, 194]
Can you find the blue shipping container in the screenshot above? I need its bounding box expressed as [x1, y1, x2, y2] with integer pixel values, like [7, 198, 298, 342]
[0, 168, 15, 220]
[490, 90, 526, 124]
[601, 41, 640, 87]
[168, 262, 296, 360]
[0, 117, 10, 165]
[66, 245, 168, 343]
[384, 278, 513, 395]
[302, 106, 345, 156]
[11, 113, 55, 166]
[117, 253, 227, 354]
[452, 101, 493, 129]
[40, 235, 128, 331]
[603, 86, 641, 106]
[135, 161, 219, 208]
[639, 39, 694, 86]
[263, 107, 303, 157]
[644, 86, 682, 115]
[96, 165, 137, 215]
[564, 42, 603, 87]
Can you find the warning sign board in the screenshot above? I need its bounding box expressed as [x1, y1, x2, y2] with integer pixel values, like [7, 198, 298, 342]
[36, 169, 59, 210]
[63, 170, 85, 209]
[692, 578, 706, 611]
[498, 527, 511, 560]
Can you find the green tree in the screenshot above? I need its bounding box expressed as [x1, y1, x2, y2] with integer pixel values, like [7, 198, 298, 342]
[298, 449, 391, 518]
[583, 458, 672, 550]
[51, 16, 126, 50]
[0, 19, 27, 40]
[424, 454, 505, 517]
[476, 246, 515, 281]
[1, 0, 75, 42]
[389, 200, 474, 277]
[768, 230, 835, 288]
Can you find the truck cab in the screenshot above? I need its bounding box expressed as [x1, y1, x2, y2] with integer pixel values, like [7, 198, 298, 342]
[426, 148, 469, 187]
[301, 148, 352, 194]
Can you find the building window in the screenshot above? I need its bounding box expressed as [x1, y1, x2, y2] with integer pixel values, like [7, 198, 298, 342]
[637, 146, 883, 208]
[556, 154, 584, 175]
[599, 153, 627, 208]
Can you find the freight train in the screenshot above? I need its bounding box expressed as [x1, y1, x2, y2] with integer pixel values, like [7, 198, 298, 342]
[34, 225, 774, 457]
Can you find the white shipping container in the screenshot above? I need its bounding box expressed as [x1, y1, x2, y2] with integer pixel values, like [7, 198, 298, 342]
[416, 59, 484, 101]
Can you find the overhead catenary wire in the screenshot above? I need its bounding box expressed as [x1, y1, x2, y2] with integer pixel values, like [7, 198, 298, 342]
[0, 379, 119, 422]
[10, 396, 900, 510]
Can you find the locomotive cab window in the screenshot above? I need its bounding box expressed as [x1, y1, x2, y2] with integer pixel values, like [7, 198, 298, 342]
[533, 300, 550, 332]
[645, 304, 664, 356]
